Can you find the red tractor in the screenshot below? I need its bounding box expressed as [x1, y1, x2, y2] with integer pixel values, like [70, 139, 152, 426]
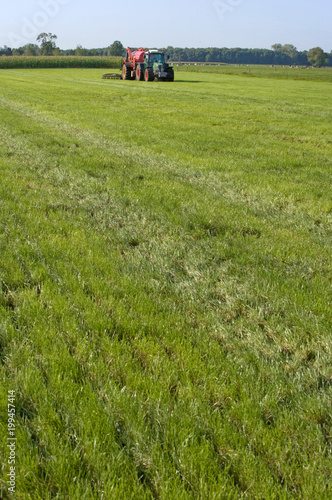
[122, 47, 174, 82]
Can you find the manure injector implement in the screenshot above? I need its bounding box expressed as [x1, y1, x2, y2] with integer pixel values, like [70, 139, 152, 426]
[122, 47, 174, 82]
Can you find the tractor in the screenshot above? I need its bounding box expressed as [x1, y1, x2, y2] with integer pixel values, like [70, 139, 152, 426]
[122, 47, 174, 82]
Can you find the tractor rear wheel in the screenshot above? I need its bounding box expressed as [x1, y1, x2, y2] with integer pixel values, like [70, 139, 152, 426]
[166, 67, 174, 82]
[136, 64, 144, 81]
[144, 68, 154, 82]
[122, 64, 131, 80]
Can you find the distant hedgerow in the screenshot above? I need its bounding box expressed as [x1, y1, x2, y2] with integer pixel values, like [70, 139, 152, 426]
[0, 56, 121, 69]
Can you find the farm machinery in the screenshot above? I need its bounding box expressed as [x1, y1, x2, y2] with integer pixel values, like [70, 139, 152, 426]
[121, 47, 174, 82]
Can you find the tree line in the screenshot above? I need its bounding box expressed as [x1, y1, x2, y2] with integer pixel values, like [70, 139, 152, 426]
[0, 37, 331, 67]
[165, 44, 331, 67]
[0, 37, 124, 58]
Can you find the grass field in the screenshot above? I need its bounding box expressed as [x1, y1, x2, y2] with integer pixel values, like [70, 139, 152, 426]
[0, 67, 331, 499]
[176, 64, 332, 82]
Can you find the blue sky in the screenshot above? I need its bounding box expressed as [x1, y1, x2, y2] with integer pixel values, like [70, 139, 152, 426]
[1, 0, 331, 51]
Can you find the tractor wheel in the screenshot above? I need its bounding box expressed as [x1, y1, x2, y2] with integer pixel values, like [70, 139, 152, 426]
[144, 68, 154, 82]
[122, 64, 131, 80]
[136, 64, 144, 81]
[166, 68, 174, 82]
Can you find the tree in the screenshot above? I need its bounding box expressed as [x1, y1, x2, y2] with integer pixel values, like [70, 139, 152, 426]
[281, 44, 298, 60]
[12, 48, 24, 56]
[37, 33, 57, 56]
[108, 40, 124, 56]
[307, 47, 327, 67]
[271, 43, 298, 62]
[0, 45, 12, 56]
[75, 45, 87, 56]
[24, 44, 39, 56]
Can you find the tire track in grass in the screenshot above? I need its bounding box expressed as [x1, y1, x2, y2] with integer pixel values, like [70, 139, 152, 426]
[1, 92, 331, 227]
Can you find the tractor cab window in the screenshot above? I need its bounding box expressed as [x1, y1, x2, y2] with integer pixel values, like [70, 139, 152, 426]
[150, 53, 163, 64]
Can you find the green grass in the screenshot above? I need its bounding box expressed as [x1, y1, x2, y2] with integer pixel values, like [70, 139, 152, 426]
[176, 64, 332, 82]
[0, 68, 331, 499]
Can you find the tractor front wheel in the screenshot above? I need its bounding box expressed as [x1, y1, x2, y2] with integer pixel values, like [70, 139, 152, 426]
[144, 68, 154, 82]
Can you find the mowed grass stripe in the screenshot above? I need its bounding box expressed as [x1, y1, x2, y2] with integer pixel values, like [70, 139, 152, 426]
[1, 70, 331, 211]
[0, 95, 330, 324]
[0, 69, 331, 499]
[0, 82, 331, 224]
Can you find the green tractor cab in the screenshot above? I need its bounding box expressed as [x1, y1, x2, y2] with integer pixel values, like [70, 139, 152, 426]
[144, 50, 174, 82]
